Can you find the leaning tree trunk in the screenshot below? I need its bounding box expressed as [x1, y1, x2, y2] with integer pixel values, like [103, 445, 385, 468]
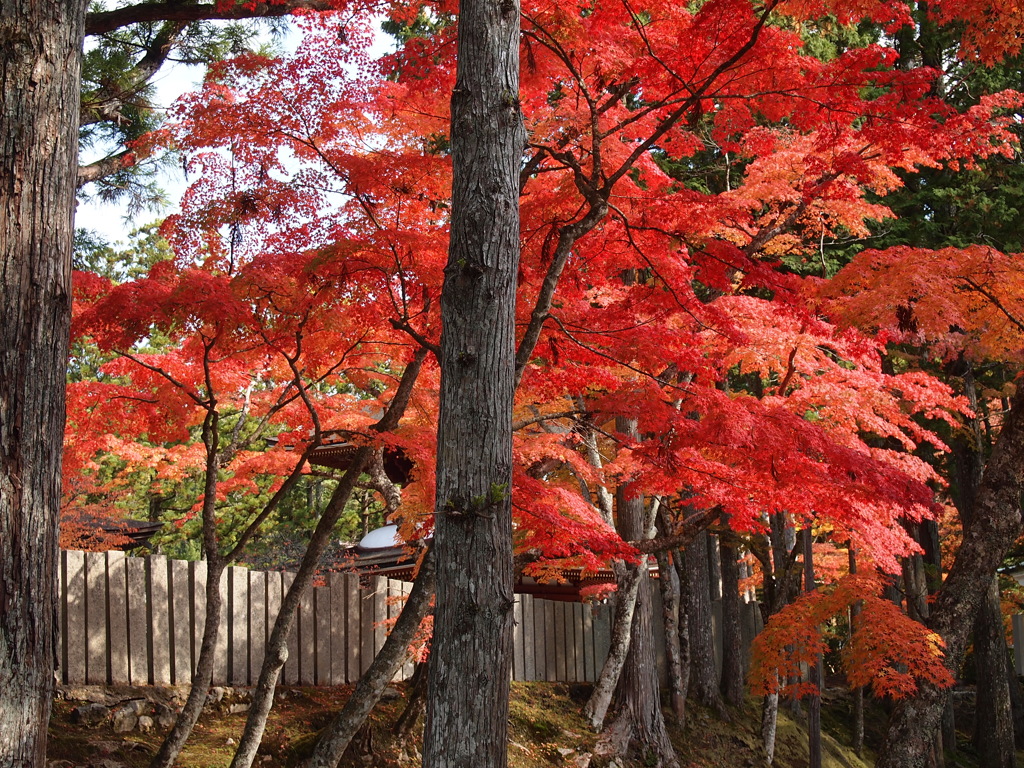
[230, 353, 425, 768]
[420, 0, 523, 761]
[593, 424, 677, 768]
[309, 548, 435, 767]
[0, 2, 84, 763]
[584, 558, 645, 730]
[876, 383, 1024, 768]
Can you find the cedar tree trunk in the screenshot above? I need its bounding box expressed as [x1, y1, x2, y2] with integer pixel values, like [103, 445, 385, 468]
[973, 577, 1016, 768]
[0, 2, 84, 763]
[685, 525, 724, 712]
[420, 0, 522, 761]
[719, 531, 744, 706]
[876, 384, 1024, 768]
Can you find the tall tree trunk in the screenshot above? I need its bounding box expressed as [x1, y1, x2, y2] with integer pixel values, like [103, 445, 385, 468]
[655, 546, 687, 721]
[849, 548, 864, 758]
[686, 523, 724, 713]
[594, 426, 677, 768]
[310, 548, 435, 767]
[0, 1, 83, 763]
[973, 576, 1016, 768]
[803, 529, 822, 768]
[719, 529, 744, 706]
[421, 0, 522, 761]
[876, 383, 1024, 768]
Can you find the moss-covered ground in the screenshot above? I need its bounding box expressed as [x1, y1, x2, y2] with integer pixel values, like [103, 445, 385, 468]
[46, 682, 1014, 767]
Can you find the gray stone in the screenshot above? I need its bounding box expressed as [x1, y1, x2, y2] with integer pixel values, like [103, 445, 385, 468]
[71, 703, 109, 726]
[381, 686, 401, 701]
[111, 707, 138, 733]
[207, 686, 226, 704]
[137, 715, 155, 733]
[227, 702, 250, 715]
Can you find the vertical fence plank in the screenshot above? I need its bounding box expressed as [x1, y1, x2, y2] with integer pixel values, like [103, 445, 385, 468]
[345, 573, 361, 683]
[190, 560, 207, 677]
[582, 603, 595, 682]
[229, 566, 249, 685]
[573, 603, 585, 682]
[63, 551, 86, 685]
[282, 571, 298, 685]
[148, 555, 171, 685]
[523, 594, 538, 681]
[512, 596, 525, 682]
[315, 585, 332, 685]
[249, 570, 267, 687]
[402, 581, 415, 680]
[329, 573, 346, 685]
[373, 576, 387, 658]
[106, 552, 129, 684]
[85, 552, 108, 684]
[169, 558, 191, 685]
[1015, 615, 1024, 676]
[299, 582, 315, 685]
[360, 578, 376, 675]
[386, 579, 402, 681]
[266, 571, 285, 683]
[593, 600, 612, 674]
[213, 567, 229, 685]
[543, 600, 557, 681]
[554, 601, 568, 681]
[124, 557, 148, 685]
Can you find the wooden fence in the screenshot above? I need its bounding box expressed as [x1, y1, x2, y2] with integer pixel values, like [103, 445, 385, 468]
[58, 550, 761, 687]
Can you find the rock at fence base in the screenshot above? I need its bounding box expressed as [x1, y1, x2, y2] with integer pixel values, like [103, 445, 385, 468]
[71, 703, 109, 727]
[137, 715, 154, 733]
[207, 687, 226, 705]
[557, 747, 576, 757]
[572, 753, 592, 768]
[157, 710, 177, 729]
[112, 708, 138, 734]
[122, 698, 148, 717]
[228, 702, 250, 715]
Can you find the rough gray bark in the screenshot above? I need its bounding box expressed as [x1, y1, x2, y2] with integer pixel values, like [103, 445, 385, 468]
[848, 548, 864, 758]
[685, 524, 724, 712]
[309, 548, 435, 767]
[876, 383, 1024, 768]
[973, 577, 1016, 768]
[719, 530, 744, 706]
[420, 0, 522, 761]
[803, 529, 822, 768]
[0, 1, 84, 762]
[655, 546, 687, 721]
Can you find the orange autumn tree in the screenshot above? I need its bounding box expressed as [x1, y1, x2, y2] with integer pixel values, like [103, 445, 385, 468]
[64, 1, 1024, 765]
